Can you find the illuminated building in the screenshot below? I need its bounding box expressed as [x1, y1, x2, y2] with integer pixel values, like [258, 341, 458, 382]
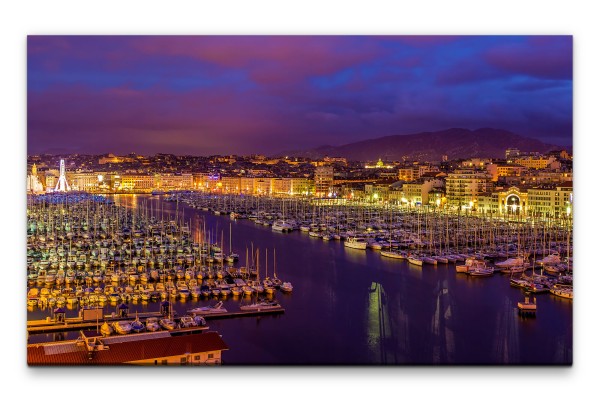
[445, 169, 493, 207]
[364, 158, 394, 169]
[26, 163, 45, 194]
[314, 166, 334, 196]
[527, 182, 573, 218]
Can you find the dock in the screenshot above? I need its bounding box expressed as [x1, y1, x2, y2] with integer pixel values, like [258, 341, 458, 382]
[201, 307, 285, 320]
[517, 296, 537, 317]
[27, 308, 285, 334]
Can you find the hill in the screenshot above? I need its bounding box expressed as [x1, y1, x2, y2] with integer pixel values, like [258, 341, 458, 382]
[278, 128, 568, 161]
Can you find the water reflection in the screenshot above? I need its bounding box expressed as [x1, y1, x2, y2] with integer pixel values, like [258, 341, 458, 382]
[405, 263, 423, 280]
[343, 247, 368, 264]
[430, 281, 455, 363]
[492, 297, 521, 363]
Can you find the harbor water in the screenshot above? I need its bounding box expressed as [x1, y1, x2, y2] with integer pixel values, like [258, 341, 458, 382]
[27, 195, 573, 365]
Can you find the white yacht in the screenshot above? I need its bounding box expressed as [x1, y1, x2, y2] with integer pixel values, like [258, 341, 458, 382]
[344, 237, 367, 250]
[187, 301, 228, 315]
[536, 252, 562, 266]
[272, 220, 294, 232]
[456, 257, 476, 273]
[240, 300, 281, 311]
[496, 257, 524, 268]
[468, 261, 494, 277]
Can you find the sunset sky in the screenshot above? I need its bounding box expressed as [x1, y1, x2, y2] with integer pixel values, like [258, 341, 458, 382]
[27, 35, 572, 156]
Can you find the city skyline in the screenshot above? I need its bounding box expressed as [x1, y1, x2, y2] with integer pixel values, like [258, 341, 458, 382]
[28, 36, 572, 156]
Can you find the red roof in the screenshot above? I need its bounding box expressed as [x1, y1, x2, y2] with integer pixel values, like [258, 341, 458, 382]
[28, 332, 228, 366]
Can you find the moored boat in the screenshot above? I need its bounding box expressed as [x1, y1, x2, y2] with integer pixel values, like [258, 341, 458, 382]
[344, 237, 368, 250]
[112, 320, 133, 335]
[380, 250, 406, 259]
[550, 284, 573, 299]
[159, 317, 178, 330]
[187, 301, 228, 315]
[239, 299, 281, 311]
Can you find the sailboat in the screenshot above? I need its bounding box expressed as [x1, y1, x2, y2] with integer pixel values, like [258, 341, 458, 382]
[263, 248, 276, 294]
[271, 248, 283, 288]
[226, 223, 239, 263]
[131, 312, 145, 333]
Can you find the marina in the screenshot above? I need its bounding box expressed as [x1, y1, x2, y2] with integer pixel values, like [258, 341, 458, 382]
[26, 193, 572, 364]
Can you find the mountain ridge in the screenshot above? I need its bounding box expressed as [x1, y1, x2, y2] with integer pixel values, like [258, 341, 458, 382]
[275, 128, 569, 162]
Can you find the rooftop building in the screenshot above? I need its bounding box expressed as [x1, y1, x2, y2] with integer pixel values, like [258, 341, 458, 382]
[28, 331, 228, 366]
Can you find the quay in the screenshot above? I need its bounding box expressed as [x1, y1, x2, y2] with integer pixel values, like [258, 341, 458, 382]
[27, 307, 285, 334]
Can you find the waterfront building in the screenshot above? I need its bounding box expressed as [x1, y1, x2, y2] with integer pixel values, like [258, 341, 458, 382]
[120, 174, 154, 192]
[401, 178, 445, 206]
[68, 172, 102, 191]
[155, 173, 193, 191]
[28, 331, 228, 366]
[315, 166, 334, 196]
[220, 176, 241, 194]
[26, 164, 45, 194]
[269, 177, 312, 196]
[475, 192, 499, 214]
[254, 178, 272, 195]
[496, 186, 530, 215]
[289, 177, 313, 196]
[240, 176, 255, 195]
[193, 172, 210, 191]
[428, 188, 446, 208]
[364, 182, 390, 202]
[271, 177, 292, 195]
[527, 182, 573, 218]
[445, 169, 493, 208]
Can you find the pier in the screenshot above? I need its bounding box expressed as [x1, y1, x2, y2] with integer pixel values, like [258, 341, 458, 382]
[27, 308, 285, 334]
[517, 296, 537, 317]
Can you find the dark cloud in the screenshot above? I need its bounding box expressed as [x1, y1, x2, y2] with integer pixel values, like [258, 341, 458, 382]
[27, 36, 572, 155]
[485, 36, 572, 80]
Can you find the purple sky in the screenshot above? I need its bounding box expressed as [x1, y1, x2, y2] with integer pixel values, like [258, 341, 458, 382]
[27, 36, 572, 156]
